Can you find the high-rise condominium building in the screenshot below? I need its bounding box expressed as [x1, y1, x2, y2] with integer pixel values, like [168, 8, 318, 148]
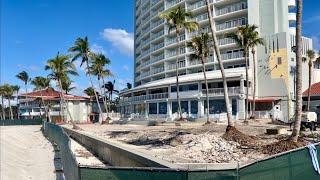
[119, 0, 316, 122]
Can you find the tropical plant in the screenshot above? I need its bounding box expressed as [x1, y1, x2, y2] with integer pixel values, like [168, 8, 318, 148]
[187, 32, 211, 124]
[16, 71, 30, 93]
[305, 49, 315, 111]
[248, 26, 264, 120]
[88, 53, 112, 113]
[229, 24, 260, 122]
[45, 52, 78, 128]
[31, 76, 51, 90]
[0, 85, 6, 119]
[3, 84, 14, 119]
[126, 83, 132, 90]
[103, 80, 119, 110]
[69, 37, 103, 123]
[205, 0, 234, 129]
[61, 76, 75, 94]
[160, 7, 199, 120]
[291, 0, 303, 143]
[84, 87, 96, 100]
[11, 85, 20, 118]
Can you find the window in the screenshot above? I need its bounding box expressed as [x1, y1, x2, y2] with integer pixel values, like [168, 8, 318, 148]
[190, 101, 198, 114]
[159, 102, 167, 114]
[291, 58, 294, 62]
[149, 103, 157, 114]
[277, 57, 282, 65]
[171, 84, 198, 92]
[204, 100, 226, 114]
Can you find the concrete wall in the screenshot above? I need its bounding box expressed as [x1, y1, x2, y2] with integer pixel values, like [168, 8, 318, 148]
[63, 128, 180, 169]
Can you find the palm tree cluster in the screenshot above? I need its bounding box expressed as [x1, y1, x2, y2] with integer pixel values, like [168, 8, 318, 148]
[0, 84, 19, 120]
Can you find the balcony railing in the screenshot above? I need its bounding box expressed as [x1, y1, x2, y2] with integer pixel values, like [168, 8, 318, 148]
[167, 61, 186, 70]
[216, 18, 247, 31]
[190, 13, 208, 22]
[151, 66, 165, 74]
[189, 57, 214, 66]
[151, 42, 165, 52]
[166, 48, 186, 58]
[188, 0, 214, 10]
[150, 53, 165, 63]
[202, 87, 241, 96]
[216, 2, 248, 16]
[165, 34, 185, 45]
[221, 51, 244, 60]
[218, 37, 236, 46]
[121, 93, 169, 103]
[151, 30, 165, 41]
[151, 19, 164, 29]
[166, 0, 183, 9]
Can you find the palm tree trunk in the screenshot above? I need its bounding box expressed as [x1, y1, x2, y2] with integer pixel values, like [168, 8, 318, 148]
[202, 58, 210, 123]
[8, 99, 13, 119]
[307, 61, 312, 111]
[252, 49, 257, 120]
[58, 79, 77, 129]
[101, 77, 109, 114]
[244, 50, 249, 122]
[97, 78, 108, 113]
[175, 32, 183, 120]
[1, 96, 5, 120]
[291, 0, 303, 143]
[16, 91, 19, 119]
[25, 84, 31, 118]
[86, 62, 103, 123]
[206, 0, 233, 129]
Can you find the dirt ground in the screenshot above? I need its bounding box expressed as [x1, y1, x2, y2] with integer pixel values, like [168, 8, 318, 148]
[65, 119, 320, 164]
[0, 125, 58, 180]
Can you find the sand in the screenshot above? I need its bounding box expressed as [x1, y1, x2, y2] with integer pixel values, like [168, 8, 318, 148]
[0, 125, 57, 180]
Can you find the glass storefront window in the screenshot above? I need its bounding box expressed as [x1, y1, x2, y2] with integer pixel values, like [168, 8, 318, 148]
[191, 101, 198, 114]
[159, 102, 167, 114]
[149, 103, 157, 114]
[204, 100, 226, 114]
[232, 99, 237, 115]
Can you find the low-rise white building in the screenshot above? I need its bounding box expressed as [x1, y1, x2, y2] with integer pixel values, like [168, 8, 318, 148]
[18, 88, 99, 123]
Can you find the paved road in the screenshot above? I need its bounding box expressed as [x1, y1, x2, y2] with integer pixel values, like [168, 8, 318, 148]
[0, 125, 58, 180]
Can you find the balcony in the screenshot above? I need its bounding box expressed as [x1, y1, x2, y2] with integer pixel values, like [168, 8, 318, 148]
[221, 50, 244, 60]
[190, 13, 208, 22]
[188, 0, 213, 11]
[189, 26, 210, 38]
[166, 48, 186, 58]
[121, 93, 169, 103]
[150, 19, 164, 30]
[218, 37, 236, 46]
[165, 34, 185, 46]
[151, 42, 165, 52]
[151, 66, 165, 75]
[189, 57, 214, 66]
[215, 2, 248, 16]
[141, 71, 151, 78]
[167, 61, 186, 70]
[166, 0, 183, 9]
[288, 13, 296, 23]
[216, 18, 247, 31]
[151, 30, 165, 41]
[202, 87, 241, 96]
[151, 53, 165, 63]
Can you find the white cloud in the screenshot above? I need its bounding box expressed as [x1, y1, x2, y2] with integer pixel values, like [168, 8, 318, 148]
[17, 64, 39, 71]
[122, 65, 129, 71]
[91, 44, 106, 55]
[101, 28, 134, 56]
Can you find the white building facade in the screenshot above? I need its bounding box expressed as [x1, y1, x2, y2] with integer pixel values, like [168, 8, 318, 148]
[119, 0, 314, 122]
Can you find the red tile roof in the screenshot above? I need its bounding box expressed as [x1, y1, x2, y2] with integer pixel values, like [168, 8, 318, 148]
[20, 88, 89, 101]
[303, 82, 320, 96]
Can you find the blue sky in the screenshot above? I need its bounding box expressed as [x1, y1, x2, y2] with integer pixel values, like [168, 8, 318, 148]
[1, 0, 319, 95]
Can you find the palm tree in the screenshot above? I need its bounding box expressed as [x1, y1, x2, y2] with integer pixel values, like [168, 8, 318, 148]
[205, 0, 234, 129]
[11, 85, 20, 119]
[160, 7, 199, 120]
[16, 71, 30, 93]
[88, 53, 112, 113]
[291, 0, 303, 143]
[3, 84, 14, 119]
[305, 49, 315, 111]
[84, 87, 96, 100]
[229, 24, 259, 122]
[103, 80, 119, 111]
[31, 76, 51, 119]
[0, 85, 6, 120]
[69, 37, 104, 123]
[187, 32, 211, 124]
[45, 52, 79, 128]
[127, 83, 132, 90]
[248, 26, 264, 120]
[61, 76, 75, 94]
